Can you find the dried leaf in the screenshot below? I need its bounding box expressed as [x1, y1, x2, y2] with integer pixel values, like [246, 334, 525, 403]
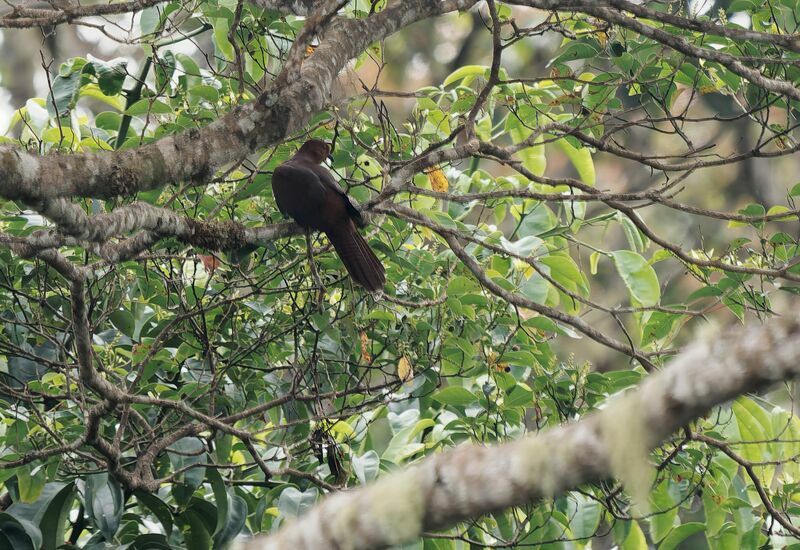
[198, 254, 220, 275]
[426, 166, 448, 193]
[360, 331, 371, 363]
[398, 356, 413, 382]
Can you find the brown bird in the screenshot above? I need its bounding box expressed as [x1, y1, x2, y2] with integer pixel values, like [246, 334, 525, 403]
[272, 139, 385, 291]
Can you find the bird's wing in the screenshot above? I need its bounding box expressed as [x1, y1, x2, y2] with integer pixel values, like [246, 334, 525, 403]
[272, 162, 327, 219]
[313, 165, 367, 228]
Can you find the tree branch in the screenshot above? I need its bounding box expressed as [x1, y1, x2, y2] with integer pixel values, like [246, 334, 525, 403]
[237, 314, 800, 550]
[0, 0, 478, 202]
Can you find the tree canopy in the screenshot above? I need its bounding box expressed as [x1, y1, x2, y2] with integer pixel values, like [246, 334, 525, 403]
[1, 0, 800, 548]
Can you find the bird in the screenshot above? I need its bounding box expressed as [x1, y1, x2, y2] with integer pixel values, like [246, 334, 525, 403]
[271, 139, 385, 291]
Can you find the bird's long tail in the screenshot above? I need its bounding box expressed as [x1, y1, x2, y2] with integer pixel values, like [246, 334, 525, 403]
[325, 223, 385, 291]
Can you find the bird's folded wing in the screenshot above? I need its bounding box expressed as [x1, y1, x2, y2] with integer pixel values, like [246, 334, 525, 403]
[313, 165, 367, 228]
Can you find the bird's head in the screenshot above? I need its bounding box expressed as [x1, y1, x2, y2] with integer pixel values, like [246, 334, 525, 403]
[297, 139, 333, 164]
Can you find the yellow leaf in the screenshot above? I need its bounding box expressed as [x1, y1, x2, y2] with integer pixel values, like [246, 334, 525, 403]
[398, 356, 413, 382]
[360, 331, 371, 363]
[426, 166, 449, 193]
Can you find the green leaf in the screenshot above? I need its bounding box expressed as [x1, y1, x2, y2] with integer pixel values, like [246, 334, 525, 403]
[570, 495, 601, 539]
[134, 491, 173, 538]
[125, 99, 174, 116]
[504, 384, 533, 407]
[0, 513, 39, 550]
[188, 85, 220, 103]
[554, 138, 595, 185]
[649, 483, 678, 542]
[766, 205, 793, 221]
[277, 487, 318, 518]
[621, 520, 647, 550]
[16, 467, 44, 505]
[611, 250, 660, 307]
[84, 473, 123, 542]
[95, 112, 122, 131]
[432, 386, 478, 406]
[659, 523, 705, 550]
[127, 533, 172, 549]
[702, 490, 726, 537]
[181, 507, 213, 550]
[520, 134, 546, 177]
[167, 437, 206, 494]
[109, 309, 135, 338]
[728, 0, 760, 11]
[443, 65, 488, 87]
[618, 212, 647, 253]
[87, 56, 127, 96]
[47, 71, 82, 116]
[78, 84, 125, 110]
[519, 274, 549, 304]
[7, 482, 74, 550]
[42, 127, 79, 148]
[728, 203, 766, 229]
[206, 468, 229, 538]
[507, 108, 546, 177]
[447, 276, 479, 297]
[212, 18, 234, 61]
[352, 450, 380, 485]
[140, 4, 166, 35]
[540, 253, 590, 297]
[213, 494, 246, 548]
[642, 311, 681, 347]
[589, 251, 601, 274]
[554, 40, 601, 63]
[154, 50, 175, 92]
[176, 51, 202, 87]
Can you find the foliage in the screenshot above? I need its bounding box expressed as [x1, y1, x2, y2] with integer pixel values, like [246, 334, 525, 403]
[1, 0, 800, 548]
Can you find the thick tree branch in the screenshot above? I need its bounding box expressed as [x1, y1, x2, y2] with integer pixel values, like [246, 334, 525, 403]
[238, 314, 800, 550]
[0, 0, 322, 27]
[10, 200, 303, 260]
[0, 0, 477, 202]
[0, 0, 165, 28]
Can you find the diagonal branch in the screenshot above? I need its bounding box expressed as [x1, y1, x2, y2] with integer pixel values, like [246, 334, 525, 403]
[0, 0, 478, 202]
[237, 314, 800, 550]
[377, 202, 658, 369]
